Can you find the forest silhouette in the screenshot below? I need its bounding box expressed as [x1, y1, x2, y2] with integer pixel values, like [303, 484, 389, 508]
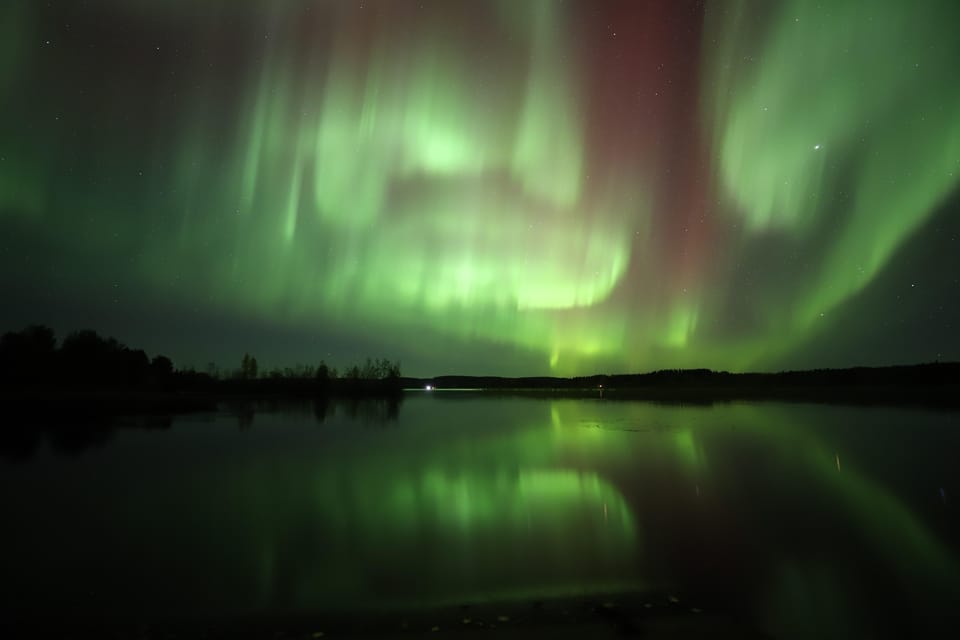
[2, 323, 959, 415]
[0, 324, 401, 392]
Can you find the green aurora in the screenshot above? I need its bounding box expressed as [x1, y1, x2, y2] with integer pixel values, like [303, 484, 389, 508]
[0, 0, 958, 374]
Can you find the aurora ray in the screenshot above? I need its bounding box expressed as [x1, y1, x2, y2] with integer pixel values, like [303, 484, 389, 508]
[0, 0, 957, 374]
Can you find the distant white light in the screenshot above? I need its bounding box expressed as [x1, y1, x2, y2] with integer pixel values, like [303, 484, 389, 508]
[425, 384, 433, 391]
[814, 144, 822, 150]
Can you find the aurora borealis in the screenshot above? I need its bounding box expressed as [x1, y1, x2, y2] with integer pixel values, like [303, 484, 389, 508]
[1, 0, 959, 375]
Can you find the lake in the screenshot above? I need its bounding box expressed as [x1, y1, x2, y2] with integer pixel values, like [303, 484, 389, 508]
[2, 394, 959, 638]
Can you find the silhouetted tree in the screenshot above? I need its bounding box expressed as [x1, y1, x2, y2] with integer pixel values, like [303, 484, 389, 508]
[123, 349, 150, 386]
[150, 355, 174, 385]
[0, 325, 57, 384]
[239, 353, 258, 380]
[380, 358, 401, 379]
[267, 367, 284, 380]
[150, 355, 173, 377]
[347, 357, 402, 381]
[360, 357, 377, 380]
[59, 330, 150, 386]
[316, 360, 329, 383]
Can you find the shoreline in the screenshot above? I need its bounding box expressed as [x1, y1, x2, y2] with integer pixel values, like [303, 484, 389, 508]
[2, 589, 767, 639]
[3, 382, 960, 422]
[2, 362, 960, 420]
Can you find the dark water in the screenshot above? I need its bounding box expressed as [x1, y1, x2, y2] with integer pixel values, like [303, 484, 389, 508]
[2, 394, 959, 637]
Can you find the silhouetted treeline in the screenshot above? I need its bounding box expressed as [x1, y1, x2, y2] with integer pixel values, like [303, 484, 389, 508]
[0, 325, 174, 389]
[411, 363, 960, 406]
[0, 324, 403, 399]
[219, 356, 402, 397]
[416, 364, 960, 390]
[223, 355, 399, 384]
[5, 324, 959, 411]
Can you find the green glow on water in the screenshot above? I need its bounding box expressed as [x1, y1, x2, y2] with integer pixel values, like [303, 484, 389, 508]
[1, 398, 958, 637]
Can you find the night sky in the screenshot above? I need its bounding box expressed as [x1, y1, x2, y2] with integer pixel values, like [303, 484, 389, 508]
[1, 0, 958, 376]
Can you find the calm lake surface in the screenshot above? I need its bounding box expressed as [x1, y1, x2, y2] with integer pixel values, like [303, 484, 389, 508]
[2, 394, 959, 637]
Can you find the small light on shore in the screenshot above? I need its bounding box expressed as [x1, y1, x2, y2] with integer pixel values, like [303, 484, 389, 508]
[425, 384, 433, 391]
